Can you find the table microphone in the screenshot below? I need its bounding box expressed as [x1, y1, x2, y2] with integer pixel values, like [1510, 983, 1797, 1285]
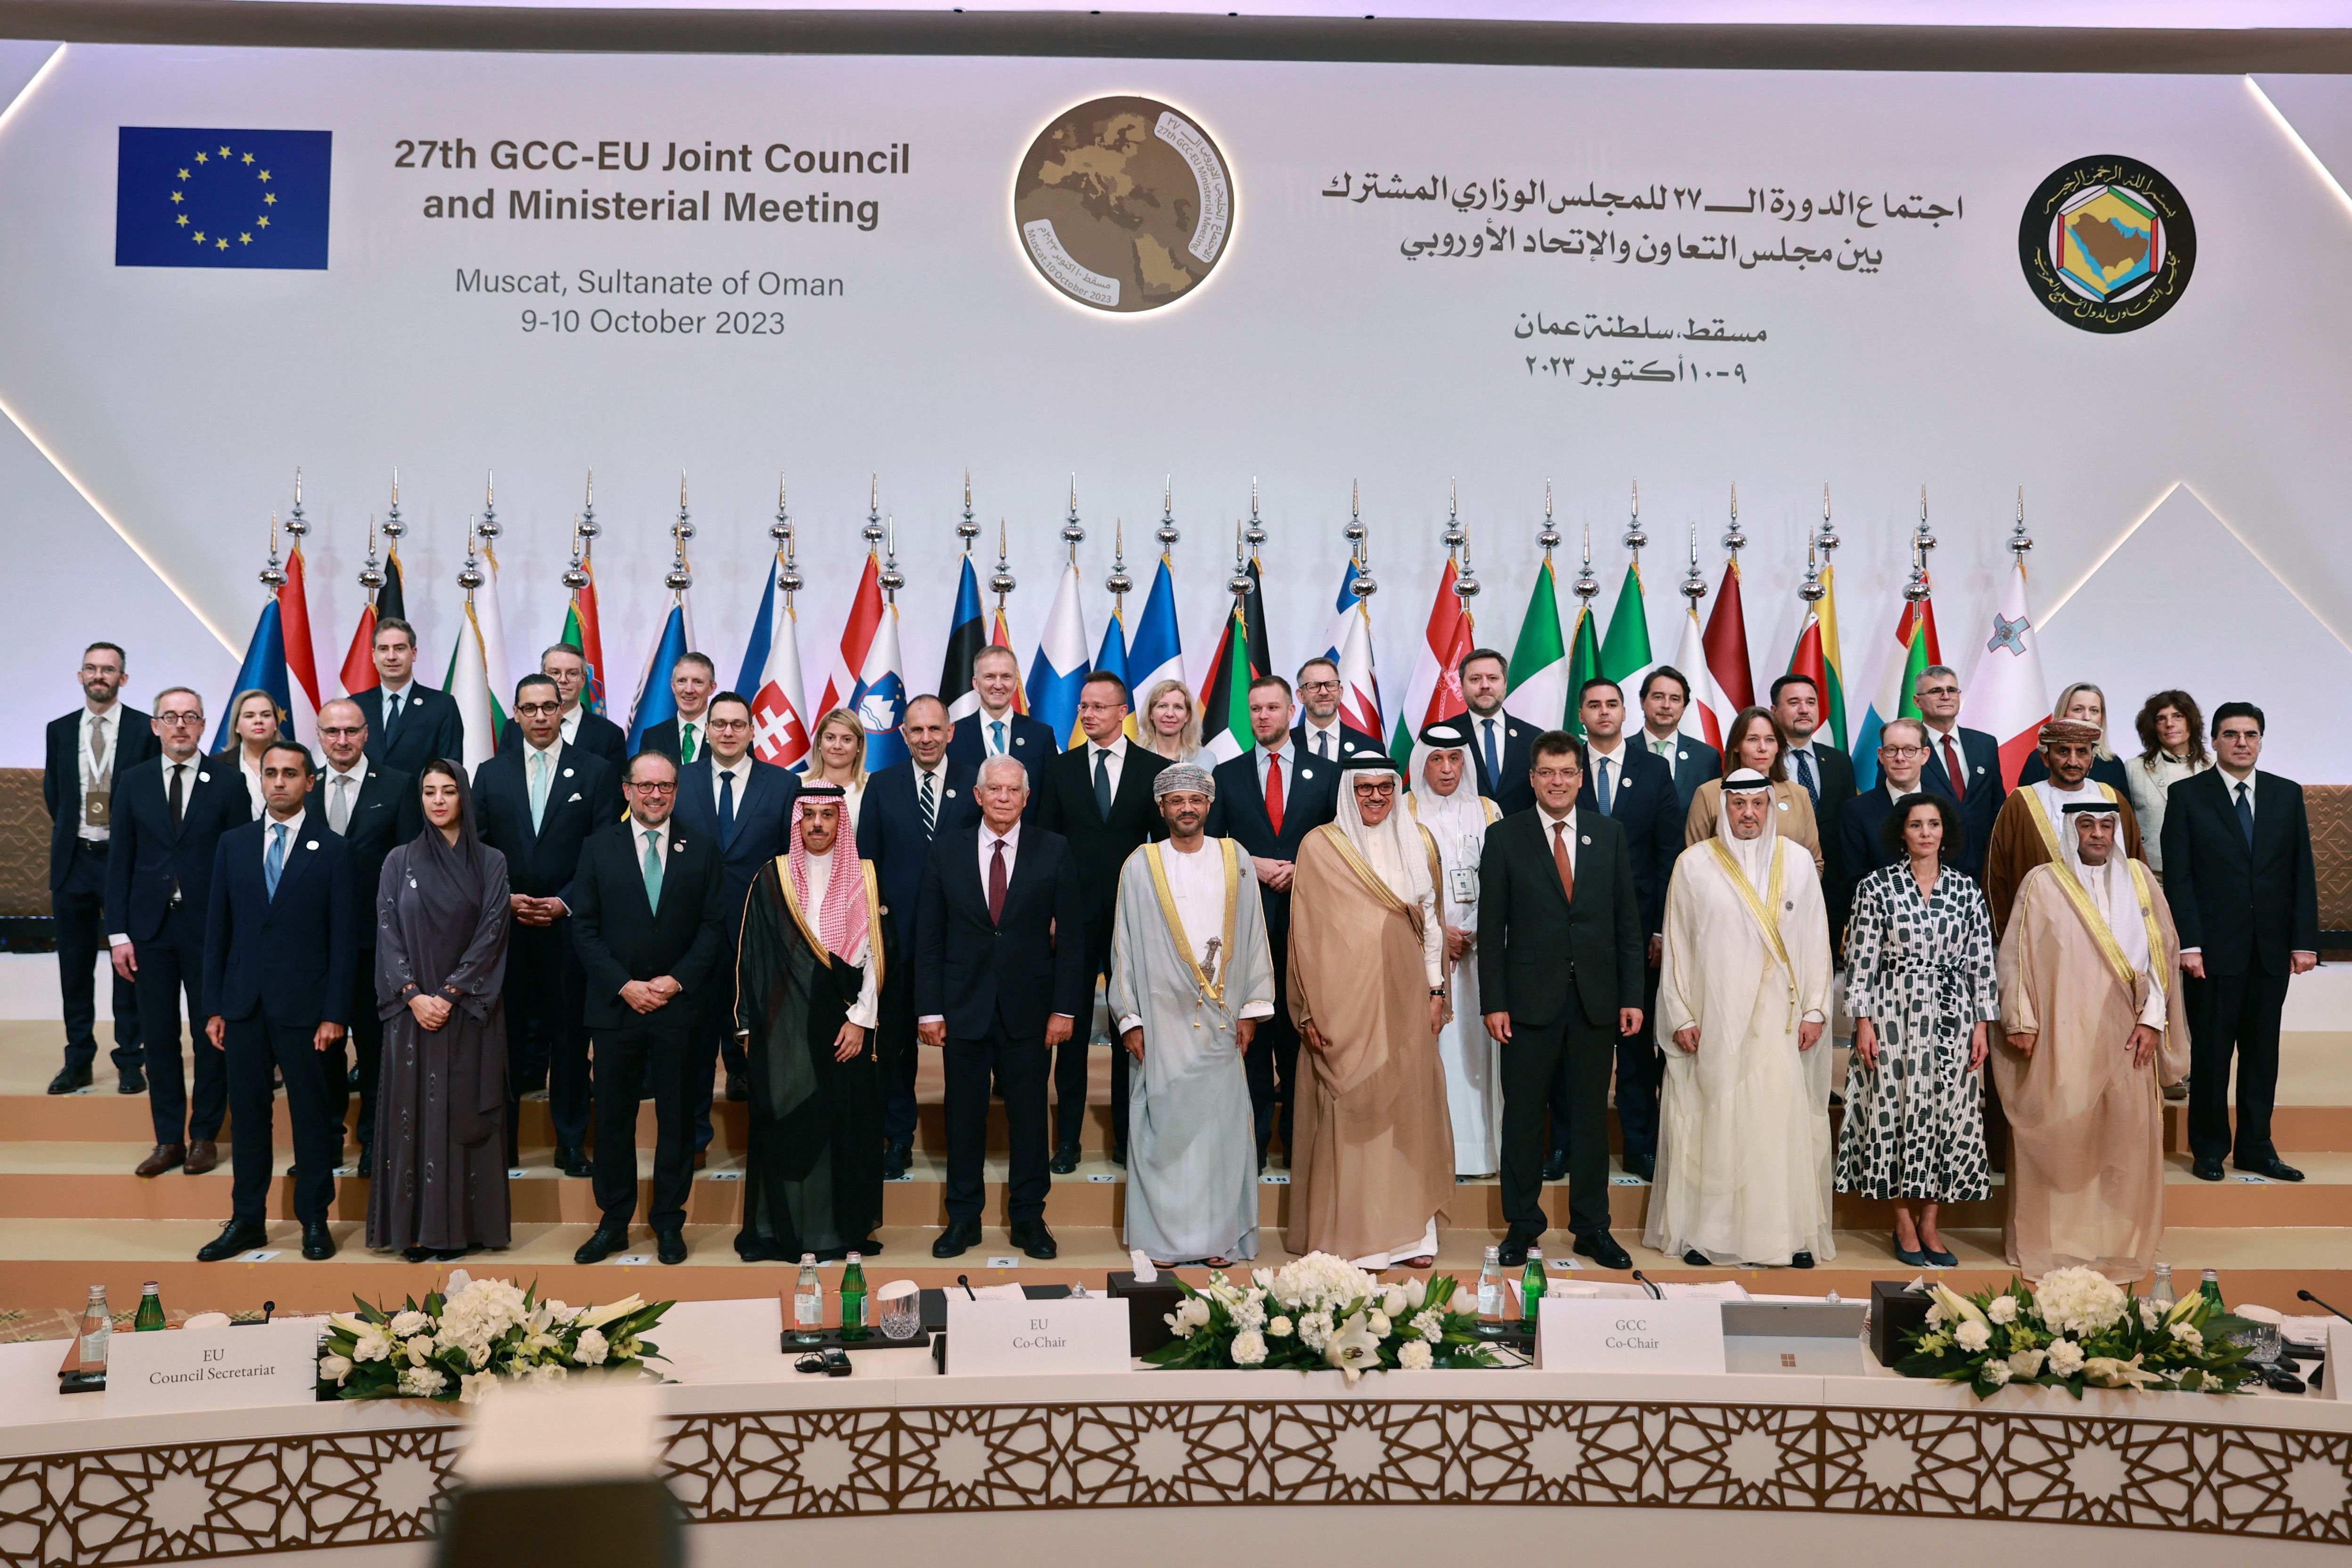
[2297, 1290, 2352, 1323]
[1630, 1271, 1664, 1301]
[956, 1274, 979, 1300]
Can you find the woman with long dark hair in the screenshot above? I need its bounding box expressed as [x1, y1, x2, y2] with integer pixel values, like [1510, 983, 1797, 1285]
[2125, 689, 2210, 881]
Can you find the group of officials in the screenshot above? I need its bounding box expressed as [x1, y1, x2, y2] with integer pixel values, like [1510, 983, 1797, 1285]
[45, 625, 2318, 1282]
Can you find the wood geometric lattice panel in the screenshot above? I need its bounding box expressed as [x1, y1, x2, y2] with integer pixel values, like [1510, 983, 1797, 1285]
[5, 1398, 2348, 1568]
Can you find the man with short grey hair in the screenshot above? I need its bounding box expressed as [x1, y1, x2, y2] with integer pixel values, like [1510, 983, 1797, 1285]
[499, 642, 627, 767]
[1913, 664, 2002, 874]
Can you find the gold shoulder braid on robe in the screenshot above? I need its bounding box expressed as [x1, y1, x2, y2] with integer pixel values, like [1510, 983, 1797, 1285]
[1140, 838, 1242, 1021]
[1706, 837, 1797, 1026]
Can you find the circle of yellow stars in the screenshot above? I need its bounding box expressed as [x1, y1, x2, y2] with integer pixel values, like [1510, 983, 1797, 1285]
[169, 142, 277, 251]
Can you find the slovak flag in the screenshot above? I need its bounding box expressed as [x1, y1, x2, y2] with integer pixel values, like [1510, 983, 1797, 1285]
[737, 554, 810, 769]
[818, 552, 908, 772]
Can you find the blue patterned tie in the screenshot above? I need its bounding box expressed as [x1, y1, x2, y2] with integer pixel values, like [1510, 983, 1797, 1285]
[1796, 747, 1818, 804]
[264, 822, 287, 899]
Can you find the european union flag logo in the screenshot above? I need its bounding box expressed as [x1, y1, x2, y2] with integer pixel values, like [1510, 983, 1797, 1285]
[115, 127, 331, 270]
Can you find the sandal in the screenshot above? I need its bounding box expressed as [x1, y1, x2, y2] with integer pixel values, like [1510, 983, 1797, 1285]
[1401, 1254, 1436, 1269]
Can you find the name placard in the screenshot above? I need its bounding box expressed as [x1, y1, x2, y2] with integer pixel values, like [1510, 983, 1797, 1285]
[1535, 1298, 1727, 1374]
[945, 1296, 1132, 1376]
[104, 1320, 325, 1416]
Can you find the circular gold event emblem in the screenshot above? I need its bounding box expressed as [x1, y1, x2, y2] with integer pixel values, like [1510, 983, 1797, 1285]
[1013, 97, 1233, 313]
[2017, 154, 2195, 334]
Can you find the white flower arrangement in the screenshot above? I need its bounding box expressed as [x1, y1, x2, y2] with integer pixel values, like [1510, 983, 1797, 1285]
[319, 1279, 670, 1404]
[1894, 1272, 2256, 1399]
[1148, 1253, 1498, 1382]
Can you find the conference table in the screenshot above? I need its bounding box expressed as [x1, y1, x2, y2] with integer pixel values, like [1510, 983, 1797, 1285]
[4, 1296, 2348, 1568]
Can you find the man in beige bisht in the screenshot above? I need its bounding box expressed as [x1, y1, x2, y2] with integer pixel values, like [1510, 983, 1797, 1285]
[1287, 752, 1453, 1269]
[1994, 798, 2187, 1282]
[1649, 769, 1836, 1269]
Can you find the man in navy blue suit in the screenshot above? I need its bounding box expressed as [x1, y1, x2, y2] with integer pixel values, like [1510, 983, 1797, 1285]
[1636, 668, 1721, 811]
[195, 741, 354, 1263]
[106, 688, 250, 1178]
[1461, 648, 1539, 816]
[1290, 655, 1385, 767]
[346, 618, 465, 780]
[917, 752, 1088, 1261]
[44, 641, 156, 1094]
[947, 645, 1056, 801]
[671, 690, 798, 1159]
[1838, 718, 1952, 912]
[1559, 678, 1683, 1182]
[498, 642, 628, 768]
[858, 695, 979, 1176]
[1915, 664, 2003, 874]
[1206, 674, 1341, 1166]
[475, 674, 621, 1174]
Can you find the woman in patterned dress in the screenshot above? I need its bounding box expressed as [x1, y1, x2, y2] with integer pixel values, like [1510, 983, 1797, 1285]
[1835, 792, 1998, 1268]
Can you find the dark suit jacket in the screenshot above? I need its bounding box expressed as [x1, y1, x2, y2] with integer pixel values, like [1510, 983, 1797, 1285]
[1034, 740, 1171, 967]
[1476, 807, 1645, 1030]
[105, 755, 252, 944]
[1289, 720, 1386, 768]
[913, 825, 1089, 1039]
[348, 683, 466, 779]
[474, 743, 621, 900]
[201, 808, 355, 1027]
[670, 754, 799, 937]
[1836, 777, 1973, 908]
[500, 708, 628, 769]
[2018, 751, 2133, 794]
[1576, 744, 1682, 936]
[326, 763, 420, 948]
[1464, 709, 1540, 816]
[1783, 740, 1860, 884]
[947, 710, 1060, 800]
[857, 760, 981, 952]
[1204, 744, 1342, 958]
[1642, 731, 1720, 811]
[1919, 724, 2006, 865]
[2161, 768, 2321, 976]
[45, 706, 159, 889]
[638, 710, 720, 764]
[565, 818, 729, 1033]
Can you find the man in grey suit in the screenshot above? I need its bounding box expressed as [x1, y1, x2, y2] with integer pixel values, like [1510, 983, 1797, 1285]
[1637, 667, 1721, 811]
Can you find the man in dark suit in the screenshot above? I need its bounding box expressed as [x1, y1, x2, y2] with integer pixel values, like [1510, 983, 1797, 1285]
[347, 617, 465, 780]
[1290, 655, 1385, 767]
[1478, 733, 1645, 1271]
[1206, 673, 1341, 1165]
[106, 688, 250, 1177]
[918, 752, 1088, 1260]
[567, 749, 729, 1266]
[1774, 671, 1861, 943]
[1916, 664, 2003, 874]
[1637, 667, 1721, 811]
[1562, 678, 1683, 1184]
[858, 695, 980, 1176]
[670, 690, 798, 1158]
[314, 698, 420, 1171]
[1837, 718, 1952, 909]
[45, 641, 157, 1094]
[498, 642, 628, 768]
[947, 645, 1057, 800]
[2162, 702, 2320, 1184]
[194, 742, 354, 1264]
[475, 674, 621, 1174]
[1461, 648, 1539, 815]
[1034, 671, 1169, 1169]
[637, 651, 719, 764]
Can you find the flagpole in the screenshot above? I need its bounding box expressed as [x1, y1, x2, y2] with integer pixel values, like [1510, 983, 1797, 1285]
[958, 470, 979, 555]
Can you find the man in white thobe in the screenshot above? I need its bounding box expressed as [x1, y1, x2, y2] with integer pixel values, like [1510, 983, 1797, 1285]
[1410, 721, 1502, 1176]
[1649, 769, 1837, 1268]
[1109, 764, 1274, 1266]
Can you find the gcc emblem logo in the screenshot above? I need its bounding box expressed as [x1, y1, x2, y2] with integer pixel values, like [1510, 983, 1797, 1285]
[2017, 154, 2196, 334]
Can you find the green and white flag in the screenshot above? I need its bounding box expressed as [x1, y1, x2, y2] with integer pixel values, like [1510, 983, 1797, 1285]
[444, 601, 502, 771]
[1501, 557, 1568, 730]
[1563, 603, 1603, 739]
[1600, 560, 1654, 691]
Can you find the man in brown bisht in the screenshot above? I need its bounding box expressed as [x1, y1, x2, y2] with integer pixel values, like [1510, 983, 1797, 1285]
[1994, 798, 2186, 1282]
[1982, 718, 2146, 939]
[1286, 752, 1453, 1268]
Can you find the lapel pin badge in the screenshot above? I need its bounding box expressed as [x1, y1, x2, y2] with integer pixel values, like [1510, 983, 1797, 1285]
[304, 840, 318, 851]
[564, 768, 574, 777]
[199, 771, 210, 782]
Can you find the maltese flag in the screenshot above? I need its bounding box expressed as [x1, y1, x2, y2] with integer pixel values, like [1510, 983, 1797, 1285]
[1957, 554, 2051, 790]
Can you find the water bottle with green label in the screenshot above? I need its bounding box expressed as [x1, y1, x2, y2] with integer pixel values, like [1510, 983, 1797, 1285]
[1521, 1247, 1546, 1329]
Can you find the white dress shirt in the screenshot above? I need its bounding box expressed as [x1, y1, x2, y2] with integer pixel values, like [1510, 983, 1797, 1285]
[523, 735, 564, 831]
[1536, 802, 1580, 851]
[559, 705, 585, 745]
[324, 754, 370, 834]
[1254, 739, 1298, 794]
[798, 848, 880, 1029]
[710, 754, 753, 816]
[1783, 739, 1828, 798]
[977, 817, 1021, 884]
[1299, 719, 1346, 763]
[236, 751, 266, 816]
[634, 820, 672, 877]
[1644, 728, 1681, 762]
[911, 758, 952, 827]
[258, 808, 304, 873]
[378, 680, 415, 730]
[1586, 738, 1629, 810]
[77, 705, 117, 843]
[979, 706, 1017, 754]
[1116, 838, 1276, 1033]
[1083, 733, 1130, 804]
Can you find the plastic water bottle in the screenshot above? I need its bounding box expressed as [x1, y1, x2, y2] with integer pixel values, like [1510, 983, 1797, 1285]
[2149, 1263, 2175, 1311]
[840, 1253, 869, 1341]
[75, 1286, 111, 1375]
[1521, 1246, 1546, 1329]
[793, 1256, 824, 1344]
[1475, 1245, 1504, 1335]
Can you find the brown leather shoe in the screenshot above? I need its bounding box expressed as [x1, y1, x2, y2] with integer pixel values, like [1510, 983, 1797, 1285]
[184, 1139, 220, 1175]
[135, 1143, 186, 1177]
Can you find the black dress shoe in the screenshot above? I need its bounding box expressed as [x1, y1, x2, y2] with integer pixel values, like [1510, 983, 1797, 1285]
[574, 1224, 632, 1265]
[1574, 1231, 1633, 1271]
[46, 1063, 92, 1095]
[1684, 1249, 1711, 1266]
[1621, 1153, 1656, 1182]
[554, 1146, 593, 1178]
[197, 1217, 269, 1262]
[726, 1072, 749, 1102]
[1540, 1152, 1569, 1184]
[1791, 1251, 1815, 1269]
[883, 1138, 913, 1179]
[2239, 1156, 2306, 1182]
[655, 1226, 688, 1265]
[302, 1220, 336, 1260]
[1049, 1144, 1080, 1176]
[932, 1217, 981, 1258]
[2192, 1157, 2225, 1182]
[1009, 1218, 1059, 1260]
[1111, 1146, 1127, 1168]
[357, 1144, 374, 1177]
[118, 1064, 146, 1095]
[1497, 1237, 1533, 1268]
[405, 1246, 436, 1264]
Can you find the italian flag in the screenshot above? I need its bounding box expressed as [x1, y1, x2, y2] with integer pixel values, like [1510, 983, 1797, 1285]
[1563, 599, 1603, 740]
[1600, 558, 1654, 696]
[1503, 557, 1568, 731]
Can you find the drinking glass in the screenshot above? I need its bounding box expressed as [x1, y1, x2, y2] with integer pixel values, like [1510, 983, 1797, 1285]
[879, 1285, 923, 1342]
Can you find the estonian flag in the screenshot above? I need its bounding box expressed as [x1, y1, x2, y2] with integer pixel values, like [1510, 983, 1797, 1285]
[115, 128, 332, 270]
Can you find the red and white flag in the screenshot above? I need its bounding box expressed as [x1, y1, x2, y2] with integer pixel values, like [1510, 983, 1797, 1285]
[1957, 555, 2050, 790]
[279, 545, 322, 746]
[1672, 604, 1727, 750]
[750, 589, 811, 769]
[1702, 557, 1754, 715]
[1388, 560, 1473, 759]
[817, 551, 885, 720]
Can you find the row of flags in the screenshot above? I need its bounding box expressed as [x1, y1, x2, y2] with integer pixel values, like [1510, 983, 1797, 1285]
[210, 478, 2054, 793]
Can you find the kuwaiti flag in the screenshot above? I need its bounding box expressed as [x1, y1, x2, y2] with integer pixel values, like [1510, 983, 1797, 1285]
[1673, 604, 1727, 749]
[1390, 559, 1473, 764]
[626, 598, 694, 755]
[1503, 557, 1568, 731]
[738, 555, 811, 769]
[1027, 561, 1091, 748]
[1322, 560, 1383, 738]
[1852, 596, 1941, 791]
[1127, 554, 1184, 702]
[938, 555, 987, 722]
[445, 601, 500, 771]
[1197, 557, 1269, 764]
[1957, 555, 2051, 789]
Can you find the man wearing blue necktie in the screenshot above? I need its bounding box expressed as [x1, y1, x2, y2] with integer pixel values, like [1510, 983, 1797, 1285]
[1771, 673, 1858, 943]
[948, 646, 1055, 807]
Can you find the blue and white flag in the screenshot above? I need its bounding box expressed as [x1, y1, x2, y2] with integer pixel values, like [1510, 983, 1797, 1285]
[1126, 555, 1184, 702]
[626, 599, 692, 754]
[1025, 562, 1090, 748]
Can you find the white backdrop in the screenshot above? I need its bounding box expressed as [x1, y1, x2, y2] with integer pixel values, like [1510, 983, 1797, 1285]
[3, 42, 2351, 777]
